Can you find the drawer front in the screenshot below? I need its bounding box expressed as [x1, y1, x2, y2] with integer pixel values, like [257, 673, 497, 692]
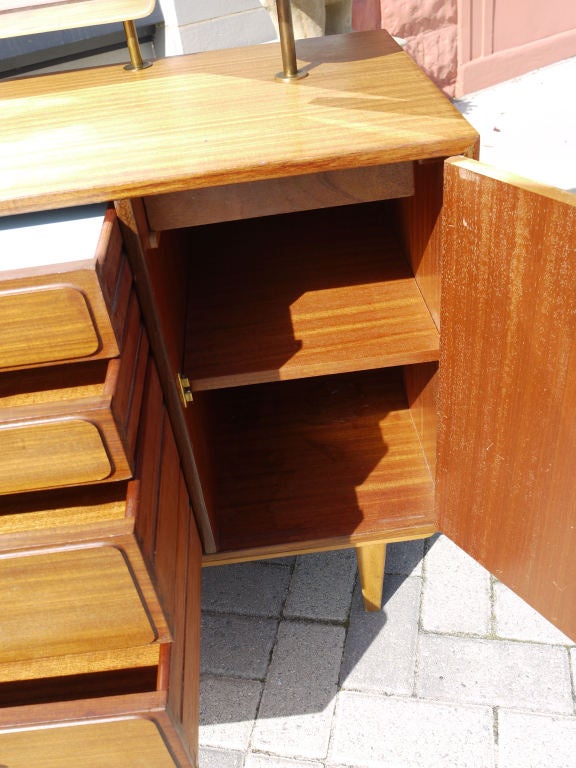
[0, 355, 198, 765]
[0, 693, 193, 767]
[0, 294, 149, 495]
[0, 540, 168, 679]
[0, 208, 129, 372]
[0, 718, 179, 768]
[0, 285, 100, 369]
[0, 418, 113, 494]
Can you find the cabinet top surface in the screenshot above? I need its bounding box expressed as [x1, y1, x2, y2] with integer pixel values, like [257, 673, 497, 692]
[0, 30, 478, 217]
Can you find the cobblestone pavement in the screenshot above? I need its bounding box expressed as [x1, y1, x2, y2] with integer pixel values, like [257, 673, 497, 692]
[199, 55, 576, 768]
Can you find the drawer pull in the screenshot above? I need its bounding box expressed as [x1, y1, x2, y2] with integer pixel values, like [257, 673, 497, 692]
[0, 419, 111, 494]
[0, 286, 99, 369]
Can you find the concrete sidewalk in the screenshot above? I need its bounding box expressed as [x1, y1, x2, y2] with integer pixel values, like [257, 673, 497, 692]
[198, 57, 576, 768]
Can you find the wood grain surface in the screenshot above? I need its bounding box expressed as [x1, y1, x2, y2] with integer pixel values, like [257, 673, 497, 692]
[0, 703, 180, 767]
[145, 163, 414, 231]
[203, 367, 435, 554]
[0, 212, 123, 371]
[184, 204, 439, 390]
[132, 356, 202, 761]
[0, 357, 139, 494]
[0, 419, 112, 493]
[0, 30, 478, 216]
[0, 692, 195, 766]
[0, 545, 157, 666]
[0, 482, 128, 534]
[0, 285, 99, 368]
[0, 0, 155, 37]
[438, 157, 576, 640]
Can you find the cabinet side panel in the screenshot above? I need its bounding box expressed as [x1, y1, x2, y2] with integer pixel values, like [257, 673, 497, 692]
[116, 199, 217, 552]
[403, 362, 438, 477]
[397, 159, 444, 329]
[397, 161, 445, 471]
[438, 157, 576, 640]
[180, 479, 202, 762]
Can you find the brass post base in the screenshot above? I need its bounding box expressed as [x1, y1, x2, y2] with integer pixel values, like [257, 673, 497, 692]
[123, 20, 152, 71]
[275, 0, 307, 82]
[274, 69, 309, 83]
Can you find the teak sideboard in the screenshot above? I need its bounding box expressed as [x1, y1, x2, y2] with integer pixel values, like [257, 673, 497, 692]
[0, 30, 575, 768]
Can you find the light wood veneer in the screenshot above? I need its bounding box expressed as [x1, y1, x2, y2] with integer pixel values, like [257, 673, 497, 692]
[0, 0, 155, 37]
[184, 204, 439, 390]
[0, 31, 478, 216]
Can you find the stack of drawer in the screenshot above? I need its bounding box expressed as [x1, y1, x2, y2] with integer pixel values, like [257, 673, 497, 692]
[0, 207, 198, 766]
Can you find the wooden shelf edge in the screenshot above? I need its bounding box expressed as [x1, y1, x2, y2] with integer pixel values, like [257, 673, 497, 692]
[190, 347, 440, 392]
[202, 520, 438, 566]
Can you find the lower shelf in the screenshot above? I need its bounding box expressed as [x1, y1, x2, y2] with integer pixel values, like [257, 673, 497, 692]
[201, 367, 436, 558]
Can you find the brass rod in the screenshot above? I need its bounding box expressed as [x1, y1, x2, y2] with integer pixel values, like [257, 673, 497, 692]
[275, 0, 308, 81]
[123, 20, 152, 71]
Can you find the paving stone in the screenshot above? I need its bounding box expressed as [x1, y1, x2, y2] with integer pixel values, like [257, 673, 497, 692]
[493, 581, 576, 646]
[283, 550, 356, 622]
[421, 535, 491, 636]
[202, 562, 292, 616]
[245, 755, 323, 768]
[417, 633, 573, 714]
[251, 620, 345, 760]
[263, 556, 296, 568]
[199, 675, 262, 751]
[201, 614, 278, 679]
[199, 746, 244, 768]
[385, 538, 426, 576]
[328, 691, 495, 767]
[340, 575, 421, 695]
[498, 709, 576, 768]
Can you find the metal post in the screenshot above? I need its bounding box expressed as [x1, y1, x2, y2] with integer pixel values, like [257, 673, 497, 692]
[275, 0, 308, 82]
[123, 20, 152, 71]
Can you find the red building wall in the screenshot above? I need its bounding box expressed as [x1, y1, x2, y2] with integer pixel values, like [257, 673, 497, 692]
[353, 0, 576, 96]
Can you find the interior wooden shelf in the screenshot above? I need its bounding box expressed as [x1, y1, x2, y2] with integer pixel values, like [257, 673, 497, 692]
[184, 203, 439, 390]
[201, 367, 435, 555]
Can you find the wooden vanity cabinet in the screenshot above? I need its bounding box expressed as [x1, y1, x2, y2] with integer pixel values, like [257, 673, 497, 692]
[1, 26, 576, 766]
[136, 195, 442, 561]
[114, 34, 576, 640]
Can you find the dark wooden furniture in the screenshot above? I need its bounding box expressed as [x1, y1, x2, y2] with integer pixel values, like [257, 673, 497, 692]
[0, 29, 575, 767]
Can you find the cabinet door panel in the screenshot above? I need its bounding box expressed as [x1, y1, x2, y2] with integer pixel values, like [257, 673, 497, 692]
[438, 157, 576, 639]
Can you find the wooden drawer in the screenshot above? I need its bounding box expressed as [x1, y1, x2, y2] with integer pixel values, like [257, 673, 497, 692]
[0, 361, 199, 765]
[0, 293, 148, 495]
[0, 205, 129, 372]
[0, 526, 170, 684]
[0, 693, 193, 767]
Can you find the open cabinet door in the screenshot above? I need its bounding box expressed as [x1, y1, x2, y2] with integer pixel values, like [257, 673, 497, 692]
[438, 157, 576, 640]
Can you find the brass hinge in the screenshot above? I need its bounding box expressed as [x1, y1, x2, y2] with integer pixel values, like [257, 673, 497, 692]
[177, 372, 194, 407]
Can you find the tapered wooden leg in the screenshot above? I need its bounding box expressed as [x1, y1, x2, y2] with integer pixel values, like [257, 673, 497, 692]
[355, 543, 386, 612]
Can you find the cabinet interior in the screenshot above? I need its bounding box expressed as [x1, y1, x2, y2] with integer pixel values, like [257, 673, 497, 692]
[168, 195, 440, 557]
